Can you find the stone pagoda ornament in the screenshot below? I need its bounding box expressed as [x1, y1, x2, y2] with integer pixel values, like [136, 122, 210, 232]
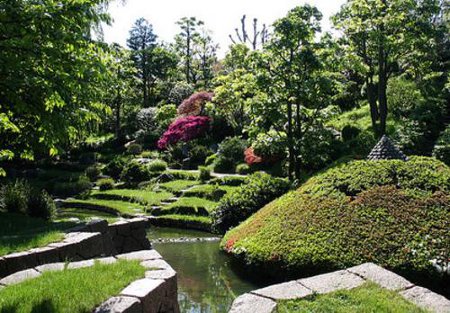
[367, 135, 408, 161]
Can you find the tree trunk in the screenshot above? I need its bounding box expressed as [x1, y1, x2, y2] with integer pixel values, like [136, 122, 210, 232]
[115, 91, 122, 139]
[367, 77, 379, 132]
[186, 22, 191, 84]
[287, 101, 294, 181]
[294, 102, 302, 180]
[377, 6, 388, 137]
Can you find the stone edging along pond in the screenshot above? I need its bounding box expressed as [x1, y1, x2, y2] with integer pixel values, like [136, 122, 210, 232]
[229, 262, 450, 313]
[0, 249, 180, 313]
[0, 218, 151, 279]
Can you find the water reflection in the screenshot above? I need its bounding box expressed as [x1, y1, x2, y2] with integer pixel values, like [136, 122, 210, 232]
[148, 228, 262, 313]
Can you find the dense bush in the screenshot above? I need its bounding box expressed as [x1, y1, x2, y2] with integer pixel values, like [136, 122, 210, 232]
[433, 126, 450, 166]
[236, 163, 251, 174]
[188, 145, 213, 167]
[214, 137, 247, 173]
[299, 125, 339, 170]
[0, 180, 29, 214]
[168, 82, 194, 105]
[27, 190, 56, 220]
[251, 131, 286, 162]
[127, 143, 143, 155]
[51, 175, 92, 197]
[136, 107, 158, 133]
[222, 157, 450, 283]
[157, 116, 211, 149]
[205, 153, 217, 166]
[210, 176, 247, 186]
[79, 152, 97, 165]
[85, 164, 101, 182]
[98, 178, 115, 191]
[198, 166, 211, 182]
[341, 125, 361, 141]
[147, 159, 168, 173]
[155, 104, 177, 129]
[120, 161, 150, 184]
[212, 172, 290, 234]
[103, 157, 127, 179]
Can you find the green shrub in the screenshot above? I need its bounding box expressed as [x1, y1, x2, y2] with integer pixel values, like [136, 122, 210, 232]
[210, 176, 247, 186]
[433, 126, 450, 166]
[127, 143, 143, 155]
[98, 178, 115, 191]
[341, 125, 361, 141]
[212, 172, 290, 234]
[120, 161, 150, 184]
[222, 157, 450, 282]
[0, 180, 29, 214]
[205, 153, 217, 166]
[27, 190, 56, 220]
[236, 163, 251, 174]
[213, 157, 235, 173]
[147, 159, 168, 173]
[189, 145, 213, 167]
[103, 157, 127, 179]
[198, 166, 211, 182]
[52, 176, 92, 197]
[140, 150, 159, 159]
[164, 170, 199, 181]
[79, 152, 97, 165]
[85, 164, 101, 182]
[217, 137, 247, 161]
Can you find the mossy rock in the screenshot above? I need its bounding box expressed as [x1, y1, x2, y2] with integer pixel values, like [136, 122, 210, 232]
[221, 156, 450, 285]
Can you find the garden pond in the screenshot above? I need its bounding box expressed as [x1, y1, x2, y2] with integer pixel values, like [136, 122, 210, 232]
[147, 227, 268, 313]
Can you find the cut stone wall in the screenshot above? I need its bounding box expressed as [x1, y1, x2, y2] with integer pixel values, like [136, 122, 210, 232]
[229, 263, 450, 313]
[0, 218, 150, 279]
[0, 250, 180, 313]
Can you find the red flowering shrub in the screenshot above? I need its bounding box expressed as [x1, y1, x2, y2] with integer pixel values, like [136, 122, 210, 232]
[244, 147, 263, 165]
[177, 91, 214, 117]
[157, 116, 211, 150]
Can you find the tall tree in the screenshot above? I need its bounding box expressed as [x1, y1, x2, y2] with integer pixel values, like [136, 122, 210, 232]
[265, 5, 334, 180]
[0, 0, 113, 173]
[195, 29, 218, 88]
[175, 17, 204, 84]
[127, 18, 157, 107]
[229, 15, 269, 50]
[333, 0, 441, 136]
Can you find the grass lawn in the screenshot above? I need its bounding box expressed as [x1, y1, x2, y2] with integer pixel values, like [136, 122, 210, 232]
[182, 184, 238, 200]
[67, 198, 145, 215]
[0, 213, 75, 256]
[158, 180, 200, 193]
[277, 283, 428, 313]
[0, 260, 145, 313]
[92, 189, 173, 205]
[156, 214, 212, 225]
[166, 197, 217, 212]
[57, 207, 119, 223]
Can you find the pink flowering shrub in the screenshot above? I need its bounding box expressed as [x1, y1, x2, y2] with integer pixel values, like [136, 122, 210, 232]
[157, 116, 211, 150]
[177, 91, 214, 117]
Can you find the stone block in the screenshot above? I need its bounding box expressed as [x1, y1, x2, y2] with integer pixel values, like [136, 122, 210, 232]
[76, 232, 105, 259]
[122, 237, 143, 253]
[347, 263, 413, 291]
[30, 246, 60, 265]
[94, 296, 143, 313]
[298, 270, 365, 294]
[36, 262, 66, 273]
[117, 250, 162, 261]
[48, 240, 79, 261]
[96, 257, 117, 265]
[229, 293, 277, 313]
[0, 269, 41, 286]
[0, 258, 7, 278]
[400, 286, 450, 313]
[3, 251, 38, 275]
[121, 278, 166, 313]
[252, 281, 313, 300]
[87, 219, 109, 234]
[67, 259, 95, 269]
[129, 218, 147, 229]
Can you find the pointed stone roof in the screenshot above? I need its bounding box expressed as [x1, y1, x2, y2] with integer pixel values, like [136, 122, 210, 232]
[367, 135, 408, 161]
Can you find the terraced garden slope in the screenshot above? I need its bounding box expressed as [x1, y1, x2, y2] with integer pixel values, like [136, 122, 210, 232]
[222, 157, 450, 286]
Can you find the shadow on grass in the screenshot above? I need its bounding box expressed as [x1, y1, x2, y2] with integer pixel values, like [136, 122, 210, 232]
[0, 299, 57, 313]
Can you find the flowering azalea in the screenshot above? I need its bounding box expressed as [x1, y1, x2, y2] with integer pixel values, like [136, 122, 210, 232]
[157, 116, 211, 149]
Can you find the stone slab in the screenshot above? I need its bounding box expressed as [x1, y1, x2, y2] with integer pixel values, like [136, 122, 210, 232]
[298, 270, 365, 294]
[67, 259, 95, 269]
[117, 250, 162, 261]
[400, 286, 450, 313]
[229, 293, 277, 313]
[145, 268, 177, 281]
[94, 296, 143, 313]
[0, 269, 41, 286]
[347, 262, 413, 291]
[121, 278, 165, 299]
[96, 257, 117, 265]
[36, 262, 66, 273]
[252, 281, 313, 300]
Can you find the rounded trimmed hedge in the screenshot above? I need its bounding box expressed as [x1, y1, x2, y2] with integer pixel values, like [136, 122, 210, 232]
[221, 156, 450, 282]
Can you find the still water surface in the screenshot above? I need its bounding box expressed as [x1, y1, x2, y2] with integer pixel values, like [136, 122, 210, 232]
[147, 227, 264, 313]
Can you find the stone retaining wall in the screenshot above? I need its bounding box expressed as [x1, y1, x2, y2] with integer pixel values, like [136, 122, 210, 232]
[0, 250, 180, 313]
[229, 263, 450, 313]
[0, 218, 150, 279]
[147, 216, 211, 232]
